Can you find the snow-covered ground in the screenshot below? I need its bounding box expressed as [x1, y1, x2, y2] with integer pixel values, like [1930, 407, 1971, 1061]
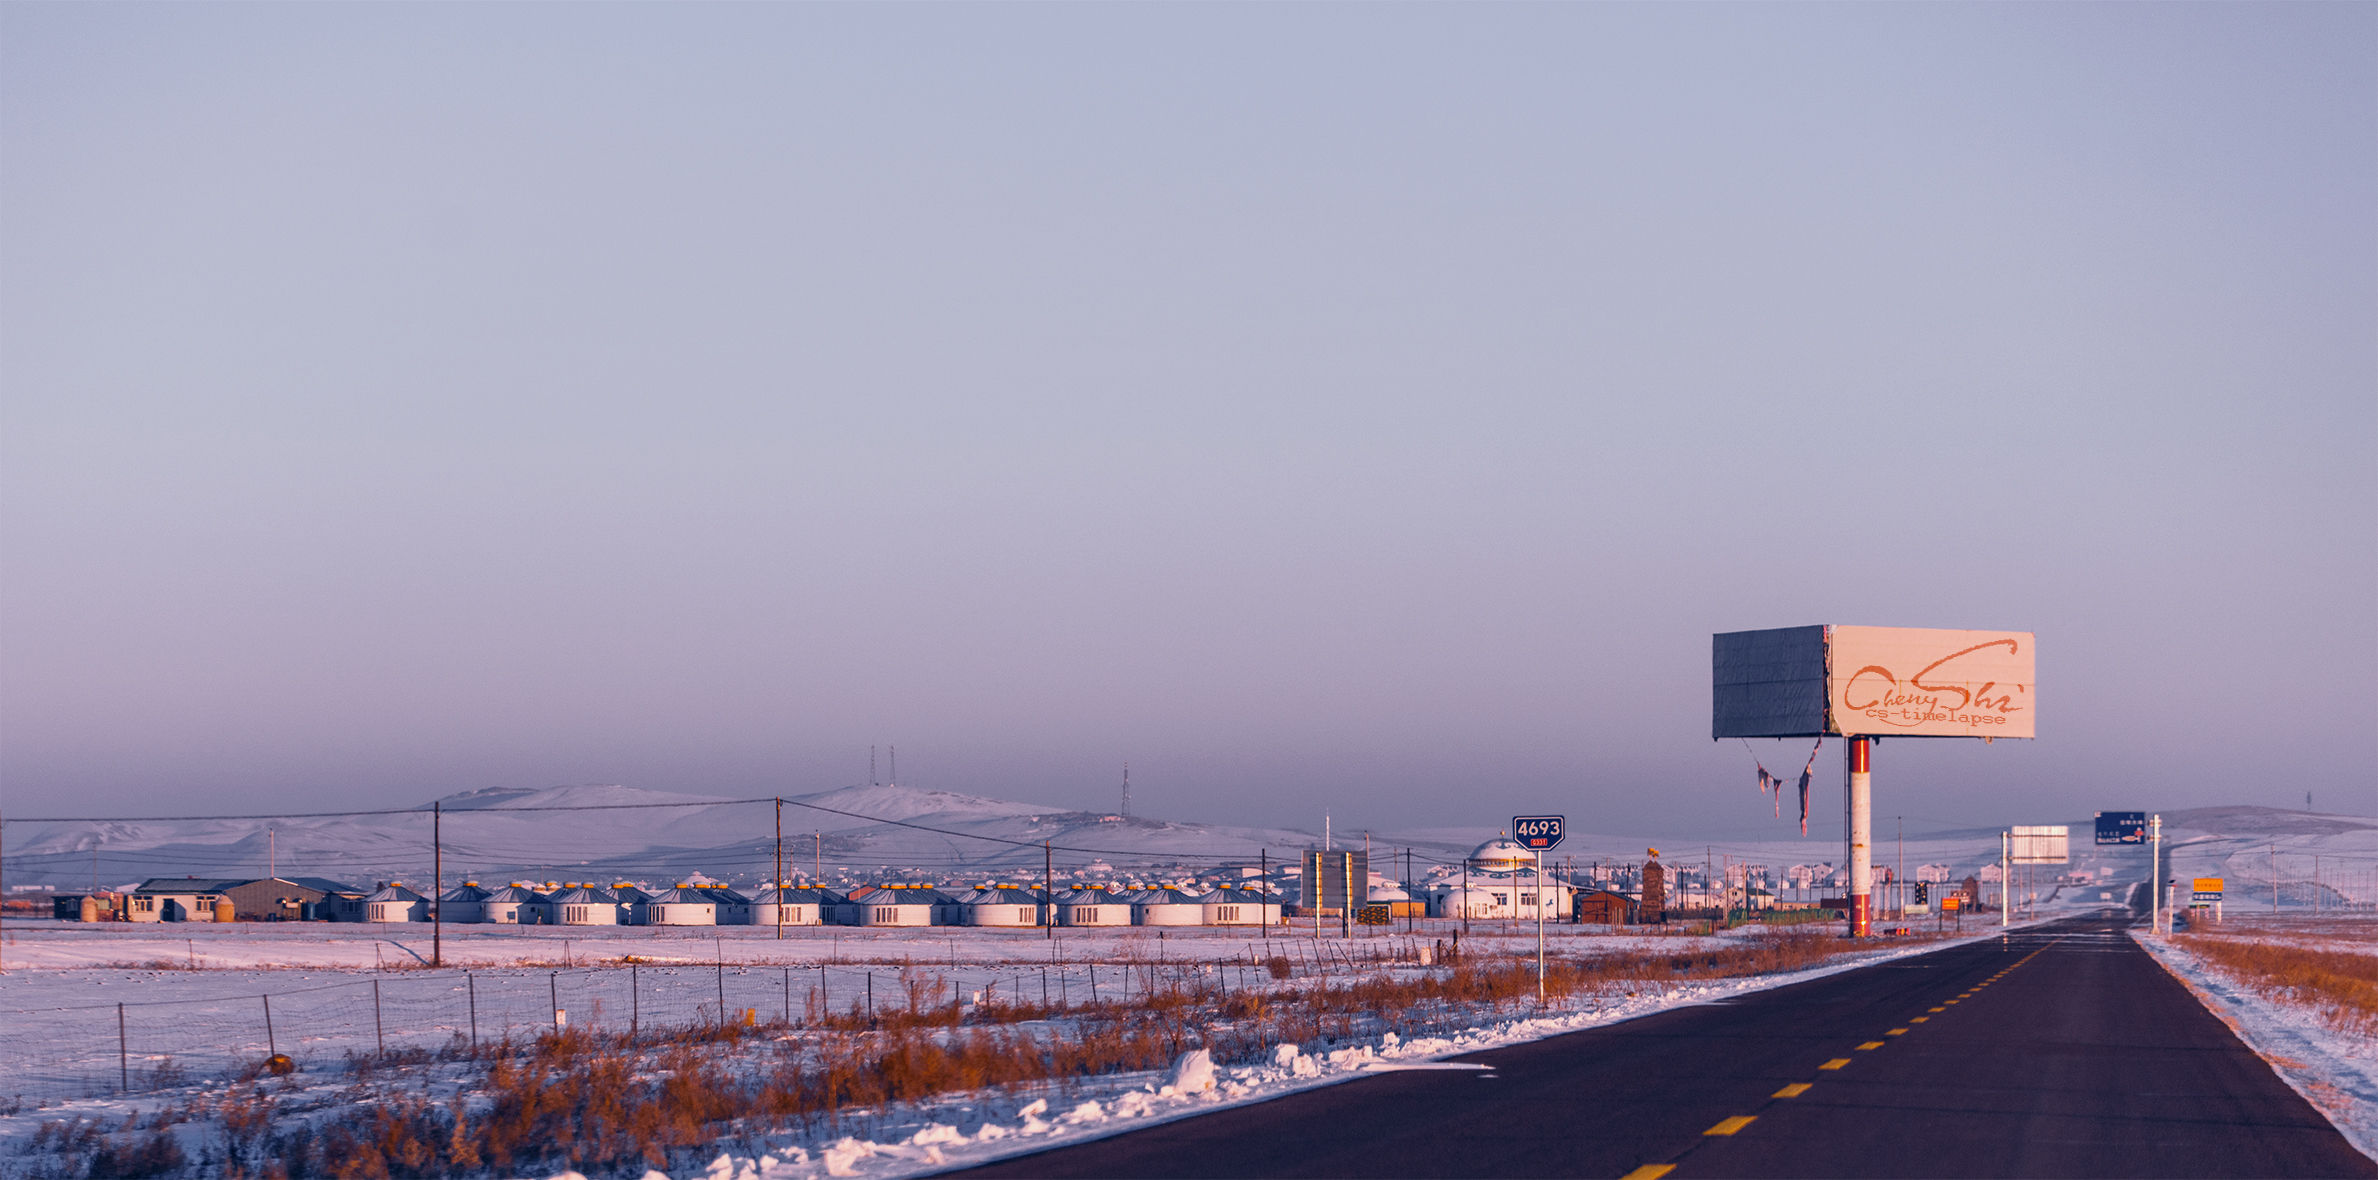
[2134, 927, 2378, 1162]
[0, 919, 2041, 1178]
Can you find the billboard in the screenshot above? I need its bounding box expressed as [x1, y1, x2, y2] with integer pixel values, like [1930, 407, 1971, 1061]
[2010, 825, 2068, 864]
[2094, 812, 2146, 845]
[1714, 625, 2036, 739]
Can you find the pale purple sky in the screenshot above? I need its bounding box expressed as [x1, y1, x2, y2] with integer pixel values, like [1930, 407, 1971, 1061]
[3, 3, 2372, 839]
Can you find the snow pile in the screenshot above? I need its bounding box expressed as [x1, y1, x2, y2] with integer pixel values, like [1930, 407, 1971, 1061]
[2135, 931, 2378, 1161]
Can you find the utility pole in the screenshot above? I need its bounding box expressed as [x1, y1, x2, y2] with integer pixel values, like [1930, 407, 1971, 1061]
[1260, 849, 1268, 939]
[774, 798, 784, 940]
[1999, 830, 2009, 930]
[2272, 843, 2278, 913]
[1896, 815, 1904, 921]
[1044, 841, 1054, 940]
[814, 832, 821, 883]
[432, 802, 443, 968]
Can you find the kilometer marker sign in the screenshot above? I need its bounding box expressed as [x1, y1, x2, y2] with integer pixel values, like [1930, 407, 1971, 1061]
[1513, 815, 1565, 851]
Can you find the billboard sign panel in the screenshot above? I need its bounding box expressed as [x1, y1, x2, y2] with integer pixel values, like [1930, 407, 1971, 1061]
[1713, 625, 2034, 739]
[1829, 627, 2034, 738]
[2095, 812, 2146, 845]
[2192, 877, 2224, 901]
[2009, 825, 2069, 864]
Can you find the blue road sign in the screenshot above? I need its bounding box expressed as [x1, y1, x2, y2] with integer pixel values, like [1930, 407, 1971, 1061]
[2095, 811, 2146, 845]
[1513, 815, 1565, 851]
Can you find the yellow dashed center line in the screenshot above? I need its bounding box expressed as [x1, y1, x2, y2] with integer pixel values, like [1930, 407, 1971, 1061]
[1619, 1166, 1675, 1180]
[1886, 1028, 1908, 1036]
[1856, 1041, 1886, 1051]
[1819, 1058, 1852, 1070]
[1772, 1083, 1812, 1098]
[1705, 1116, 1757, 1136]
[1909, 1016, 1929, 1023]
[1928, 1006, 1946, 1012]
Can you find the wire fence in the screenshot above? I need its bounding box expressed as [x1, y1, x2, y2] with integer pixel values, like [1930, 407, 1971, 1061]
[0, 934, 1470, 1103]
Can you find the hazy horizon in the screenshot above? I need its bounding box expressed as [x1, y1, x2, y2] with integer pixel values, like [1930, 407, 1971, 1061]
[4, 4, 2372, 838]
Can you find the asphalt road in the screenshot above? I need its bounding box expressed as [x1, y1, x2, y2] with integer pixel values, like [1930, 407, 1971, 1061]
[947, 914, 2375, 1178]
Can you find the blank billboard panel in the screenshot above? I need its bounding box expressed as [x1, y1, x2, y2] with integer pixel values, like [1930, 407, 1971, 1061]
[2010, 825, 2069, 864]
[1711, 626, 1829, 738]
[1713, 625, 2036, 739]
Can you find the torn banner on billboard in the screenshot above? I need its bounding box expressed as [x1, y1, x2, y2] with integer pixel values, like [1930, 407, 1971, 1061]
[1712, 626, 2036, 739]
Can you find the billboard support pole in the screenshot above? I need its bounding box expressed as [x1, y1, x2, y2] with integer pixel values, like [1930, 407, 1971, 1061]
[1847, 737, 1872, 938]
[2000, 830, 2010, 929]
[2148, 814, 2162, 935]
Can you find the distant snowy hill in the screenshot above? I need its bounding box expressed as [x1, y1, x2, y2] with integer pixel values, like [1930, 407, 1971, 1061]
[5, 786, 2369, 903]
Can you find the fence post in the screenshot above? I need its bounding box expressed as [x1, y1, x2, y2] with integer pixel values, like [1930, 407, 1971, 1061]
[551, 972, 560, 1032]
[262, 994, 276, 1058]
[118, 1002, 129, 1091]
[631, 964, 639, 1039]
[784, 967, 791, 1026]
[820, 966, 828, 1020]
[373, 978, 385, 1053]
[716, 951, 726, 1030]
[866, 971, 873, 1021]
[467, 973, 478, 1049]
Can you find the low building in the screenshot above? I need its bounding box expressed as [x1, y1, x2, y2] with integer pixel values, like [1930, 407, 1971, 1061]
[611, 884, 653, 925]
[1199, 886, 1279, 926]
[127, 878, 248, 923]
[438, 883, 492, 924]
[752, 885, 838, 927]
[959, 887, 1047, 927]
[548, 885, 619, 926]
[1132, 888, 1207, 926]
[220, 877, 362, 922]
[647, 886, 724, 926]
[364, 884, 428, 923]
[480, 885, 546, 925]
[1573, 887, 1639, 926]
[1056, 886, 1131, 927]
[849, 886, 951, 927]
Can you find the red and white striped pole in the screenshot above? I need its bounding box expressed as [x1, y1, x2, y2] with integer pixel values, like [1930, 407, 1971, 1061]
[1847, 737, 1873, 938]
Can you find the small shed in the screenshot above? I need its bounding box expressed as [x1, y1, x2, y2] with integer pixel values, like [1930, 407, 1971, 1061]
[364, 884, 428, 923]
[1057, 887, 1132, 927]
[960, 887, 1048, 928]
[548, 885, 619, 926]
[1199, 886, 1280, 926]
[1132, 888, 1208, 926]
[1573, 887, 1640, 926]
[438, 883, 492, 924]
[223, 877, 362, 922]
[481, 885, 547, 925]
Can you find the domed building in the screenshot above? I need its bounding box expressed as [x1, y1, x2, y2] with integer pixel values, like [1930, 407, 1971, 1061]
[1426, 835, 1574, 921]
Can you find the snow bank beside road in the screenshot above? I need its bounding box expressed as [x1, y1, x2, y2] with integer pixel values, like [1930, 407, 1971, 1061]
[2135, 931, 2378, 1163]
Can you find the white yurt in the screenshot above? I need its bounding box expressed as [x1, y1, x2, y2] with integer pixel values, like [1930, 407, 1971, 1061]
[1200, 886, 1280, 926]
[960, 887, 1047, 927]
[363, 884, 427, 923]
[548, 886, 619, 926]
[611, 884, 653, 925]
[481, 885, 545, 925]
[750, 884, 826, 927]
[851, 886, 949, 927]
[1132, 888, 1208, 926]
[438, 883, 491, 924]
[1056, 886, 1132, 927]
[1467, 837, 1536, 874]
[646, 887, 722, 926]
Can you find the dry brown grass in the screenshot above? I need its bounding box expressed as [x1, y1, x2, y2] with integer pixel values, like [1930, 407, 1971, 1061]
[162, 927, 1872, 1177]
[2176, 930, 2378, 1038]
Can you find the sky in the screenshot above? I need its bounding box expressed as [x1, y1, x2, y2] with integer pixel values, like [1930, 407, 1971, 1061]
[3, 3, 2372, 842]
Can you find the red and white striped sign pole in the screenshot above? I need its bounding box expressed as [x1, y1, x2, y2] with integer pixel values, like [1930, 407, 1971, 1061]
[1847, 737, 1874, 938]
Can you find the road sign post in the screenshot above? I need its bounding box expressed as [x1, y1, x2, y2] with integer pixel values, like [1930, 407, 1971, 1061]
[1513, 815, 1565, 1005]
